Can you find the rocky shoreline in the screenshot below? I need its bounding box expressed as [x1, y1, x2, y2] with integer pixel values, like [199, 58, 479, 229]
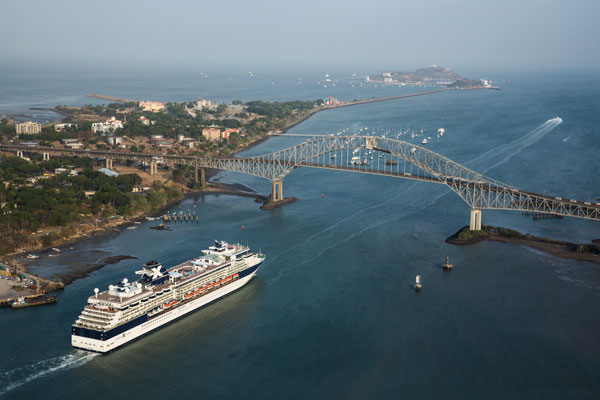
[447, 225, 600, 264]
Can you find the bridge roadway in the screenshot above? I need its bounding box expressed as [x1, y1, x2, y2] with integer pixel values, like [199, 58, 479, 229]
[2, 137, 599, 229]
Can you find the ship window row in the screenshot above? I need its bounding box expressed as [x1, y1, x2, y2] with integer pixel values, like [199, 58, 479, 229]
[83, 309, 115, 317]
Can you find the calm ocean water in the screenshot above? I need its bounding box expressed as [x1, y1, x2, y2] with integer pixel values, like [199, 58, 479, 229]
[1, 68, 600, 399]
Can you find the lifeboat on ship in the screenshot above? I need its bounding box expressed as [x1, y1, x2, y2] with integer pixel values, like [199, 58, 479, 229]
[163, 302, 172, 309]
[225, 276, 232, 282]
[206, 283, 213, 290]
[220, 278, 227, 285]
[233, 273, 239, 279]
[184, 293, 193, 299]
[214, 281, 221, 288]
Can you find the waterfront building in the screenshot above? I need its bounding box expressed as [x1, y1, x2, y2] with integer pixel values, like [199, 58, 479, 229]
[139, 101, 165, 112]
[92, 117, 123, 133]
[202, 126, 221, 142]
[16, 121, 42, 134]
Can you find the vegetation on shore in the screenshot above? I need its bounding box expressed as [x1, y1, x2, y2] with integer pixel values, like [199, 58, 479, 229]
[0, 156, 181, 255]
[447, 225, 600, 258]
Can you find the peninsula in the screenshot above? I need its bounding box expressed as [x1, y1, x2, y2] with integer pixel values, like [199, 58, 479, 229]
[366, 65, 500, 90]
[447, 225, 600, 264]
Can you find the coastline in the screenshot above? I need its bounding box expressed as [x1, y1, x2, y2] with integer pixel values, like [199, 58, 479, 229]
[446, 225, 600, 265]
[1, 86, 494, 290]
[1, 182, 272, 291]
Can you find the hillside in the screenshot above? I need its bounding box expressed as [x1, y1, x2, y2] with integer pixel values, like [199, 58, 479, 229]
[367, 65, 462, 84]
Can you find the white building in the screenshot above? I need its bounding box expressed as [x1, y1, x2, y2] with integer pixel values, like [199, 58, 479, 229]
[16, 121, 41, 134]
[92, 117, 123, 133]
[54, 123, 77, 132]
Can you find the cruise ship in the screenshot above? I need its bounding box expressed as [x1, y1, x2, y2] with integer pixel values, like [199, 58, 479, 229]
[72, 241, 265, 353]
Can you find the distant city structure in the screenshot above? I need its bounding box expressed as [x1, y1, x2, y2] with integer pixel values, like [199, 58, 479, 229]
[139, 101, 165, 112]
[202, 126, 221, 142]
[54, 123, 77, 132]
[16, 121, 41, 134]
[92, 117, 123, 133]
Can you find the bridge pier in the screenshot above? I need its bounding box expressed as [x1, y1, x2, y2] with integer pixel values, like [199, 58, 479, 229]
[271, 180, 283, 202]
[105, 158, 113, 169]
[150, 161, 158, 176]
[469, 209, 482, 231]
[16, 150, 23, 158]
[42, 152, 50, 161]
[200, 168, 205, 188]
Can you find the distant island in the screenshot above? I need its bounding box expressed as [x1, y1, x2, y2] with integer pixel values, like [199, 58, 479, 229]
[366, 65, 499, 90]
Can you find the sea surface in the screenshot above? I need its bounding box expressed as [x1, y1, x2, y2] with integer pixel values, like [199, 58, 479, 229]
[1, 68, 600, 399]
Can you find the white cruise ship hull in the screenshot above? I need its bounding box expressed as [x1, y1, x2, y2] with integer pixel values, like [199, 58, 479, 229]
[72, 268, 258, 353]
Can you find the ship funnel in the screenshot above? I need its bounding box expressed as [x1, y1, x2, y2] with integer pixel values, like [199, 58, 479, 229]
[94, 288, 99, 298]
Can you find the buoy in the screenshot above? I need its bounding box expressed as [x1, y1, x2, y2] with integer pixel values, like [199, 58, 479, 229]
[442, 255, 453, 270]
[241, 225, 245, 231]
[321, 193, 325, 199]
[415, 275, 422, 291]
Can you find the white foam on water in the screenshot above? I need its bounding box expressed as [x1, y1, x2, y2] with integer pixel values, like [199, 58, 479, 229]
[562, 136, 571, 143]
[466, 117, 563, 174]
[0, 350, 98, 396]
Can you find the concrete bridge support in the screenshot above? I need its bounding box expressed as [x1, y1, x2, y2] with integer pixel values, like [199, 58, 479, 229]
[150, 161, 158, 176]
[200, 167, 206, 188]
[42, 152, 50, 161]
[16, 150, 24, 158]
[469, 209, 482, 231]
[105, 158, 113, 169]
[271, 179, 284, 201]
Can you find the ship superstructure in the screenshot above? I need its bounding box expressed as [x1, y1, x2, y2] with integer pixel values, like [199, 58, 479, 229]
[72, 240, 265, 353]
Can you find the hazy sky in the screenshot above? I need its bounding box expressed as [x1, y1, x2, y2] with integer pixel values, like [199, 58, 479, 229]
[2, 0, 599, 71]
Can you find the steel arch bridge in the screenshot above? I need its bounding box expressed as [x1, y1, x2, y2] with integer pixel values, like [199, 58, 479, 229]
[192, 135, 600, 227]
[2, 136, 599, 229]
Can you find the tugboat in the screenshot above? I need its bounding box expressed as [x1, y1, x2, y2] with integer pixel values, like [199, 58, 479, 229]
[414, 275, 422, 291]
[11, 294, 57, 308]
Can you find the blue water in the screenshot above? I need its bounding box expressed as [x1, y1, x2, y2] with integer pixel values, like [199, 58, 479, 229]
[1, 69, 600, 399]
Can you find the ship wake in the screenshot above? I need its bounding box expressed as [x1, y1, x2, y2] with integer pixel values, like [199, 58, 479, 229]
[467, 117, 563, 174]
[0, 350, 98, 395]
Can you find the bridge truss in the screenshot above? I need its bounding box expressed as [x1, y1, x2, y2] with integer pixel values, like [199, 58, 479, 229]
[2, 136, 599, 226]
